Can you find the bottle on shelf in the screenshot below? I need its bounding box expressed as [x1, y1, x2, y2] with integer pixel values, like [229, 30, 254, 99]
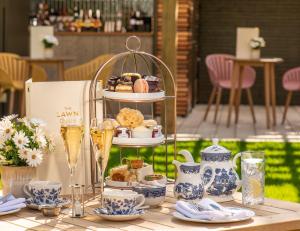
[95, 9, 103, 32]
[128, 11, 136, 32]
[30, 0, 153, 33]
[115, 12, 122, 32]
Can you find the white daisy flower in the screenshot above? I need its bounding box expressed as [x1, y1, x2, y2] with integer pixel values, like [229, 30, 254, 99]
[30, 118, 46, 127]
[34, 127, 47, 148]
[17, 118, 31, 128]
[26, 149, 43, 167]
[2, 114, 18, 121]
[18, 148, 30, 160]
[37, 135, 47, 149]
[13, 131, 29, 149]
[0, 119, 14, 140]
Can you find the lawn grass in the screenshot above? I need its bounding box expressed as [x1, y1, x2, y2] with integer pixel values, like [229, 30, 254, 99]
[107, 140, 300, 203]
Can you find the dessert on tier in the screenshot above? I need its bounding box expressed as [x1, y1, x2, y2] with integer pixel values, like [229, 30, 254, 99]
[107, 73, 161, 93]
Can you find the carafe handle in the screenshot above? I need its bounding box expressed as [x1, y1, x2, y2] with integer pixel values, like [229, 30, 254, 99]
[200, 164, 216, 191]
[233, 152, 242, 169]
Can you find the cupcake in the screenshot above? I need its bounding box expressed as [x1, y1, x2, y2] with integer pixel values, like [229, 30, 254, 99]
[143, 76, 160, 92]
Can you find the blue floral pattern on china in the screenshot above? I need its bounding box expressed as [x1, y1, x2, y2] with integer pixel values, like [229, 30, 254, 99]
[133, 186, 166, 198]
[104, 198, 138, 215]
[174, 182, 204, 200]
[94, 207, 144, 216]
[179, 165, 201, 174]
[30, 187, 61, 205]
[26, 197, 71, 208]
[204, 168, 238, 196]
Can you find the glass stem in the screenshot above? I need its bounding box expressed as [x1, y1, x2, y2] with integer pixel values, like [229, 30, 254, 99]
[70, 167, 75, 186]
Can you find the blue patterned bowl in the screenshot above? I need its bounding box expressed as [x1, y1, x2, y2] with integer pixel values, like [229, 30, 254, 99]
[133, 185, 166, 207]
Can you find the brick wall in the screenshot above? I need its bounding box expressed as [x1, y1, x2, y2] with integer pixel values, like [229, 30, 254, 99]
[197, 0, 300, 105]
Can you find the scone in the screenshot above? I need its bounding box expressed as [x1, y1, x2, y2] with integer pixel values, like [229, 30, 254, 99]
[116, 108, 144, 128]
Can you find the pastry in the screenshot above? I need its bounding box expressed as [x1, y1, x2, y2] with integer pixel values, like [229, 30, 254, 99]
[116, 108, 144, 128]
[110, 165, 129, 181]
[115, 81, 133, 92]
[144, 174, 164, 181]
[107, 76, 120, 91]
[129, 159, 144, 169]
[109, 165, 137, 182]
[132, 126, 153, 138]
[122, 72, 142, 83]
[133, 79, 149, 93]
[143, 119, 157, 128]
[143, 75, 160, 92]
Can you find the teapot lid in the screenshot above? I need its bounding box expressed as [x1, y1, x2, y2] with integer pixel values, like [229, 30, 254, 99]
[202, 138, 231, 155]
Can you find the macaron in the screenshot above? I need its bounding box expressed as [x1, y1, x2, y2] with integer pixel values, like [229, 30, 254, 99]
[133, 79, 149, 93]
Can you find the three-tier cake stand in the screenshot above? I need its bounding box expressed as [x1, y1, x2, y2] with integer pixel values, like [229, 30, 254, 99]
[89, 36, 177, 191]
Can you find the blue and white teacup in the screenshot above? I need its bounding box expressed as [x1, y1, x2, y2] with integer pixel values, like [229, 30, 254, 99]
[23, 181, 62, 205]
[133, 185, 166, 207]
[103, 189, 145, 215]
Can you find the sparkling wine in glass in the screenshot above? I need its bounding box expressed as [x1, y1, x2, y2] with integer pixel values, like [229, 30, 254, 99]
[61, 125, 84, 180]
[90, 118, 114, 207]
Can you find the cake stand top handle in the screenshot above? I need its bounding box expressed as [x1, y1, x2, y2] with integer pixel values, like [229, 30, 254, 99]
[126, 36, 141, 52]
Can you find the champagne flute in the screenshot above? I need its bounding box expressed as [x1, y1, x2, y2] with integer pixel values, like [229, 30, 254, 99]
[60, 117, 84, 187]
[60, 115, 84, 217]
[90, 118, 114, 207]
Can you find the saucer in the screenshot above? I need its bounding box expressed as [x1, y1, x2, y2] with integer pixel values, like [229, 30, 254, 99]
[26, 197, 71, 210]
[94, 208, 145, 221]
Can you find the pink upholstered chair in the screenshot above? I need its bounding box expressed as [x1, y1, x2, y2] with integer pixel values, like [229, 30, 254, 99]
[281, 67, 300, 124]
[203, 54, 256, 123]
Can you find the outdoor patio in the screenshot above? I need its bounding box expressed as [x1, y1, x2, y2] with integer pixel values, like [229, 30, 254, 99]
[177, 105, 300, 142]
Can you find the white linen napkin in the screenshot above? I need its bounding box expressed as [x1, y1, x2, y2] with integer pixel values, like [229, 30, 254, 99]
[175, 198, 250, 221]
[0, 194, 26, 212]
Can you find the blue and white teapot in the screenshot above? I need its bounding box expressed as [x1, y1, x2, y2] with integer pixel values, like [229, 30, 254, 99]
[173, 150, 215, 201]
[200, 138, 241, 202]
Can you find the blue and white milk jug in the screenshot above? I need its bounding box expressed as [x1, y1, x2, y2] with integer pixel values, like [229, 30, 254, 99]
[173, 150, 215, 201]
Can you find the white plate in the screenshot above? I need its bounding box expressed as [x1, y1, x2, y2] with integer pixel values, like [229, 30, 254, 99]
[0, 208, 21, 216]
[103, 90, 165, 102]
[105, 177, 138, 188]
[113, 136, 165, 147]
[172, 207, 255, 224]
[94, 208, 144, 221]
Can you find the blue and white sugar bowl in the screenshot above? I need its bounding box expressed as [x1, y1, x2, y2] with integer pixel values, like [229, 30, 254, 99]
[200, 138, 241, 202]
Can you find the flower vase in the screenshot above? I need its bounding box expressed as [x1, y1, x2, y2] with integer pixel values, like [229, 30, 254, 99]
[251, 49, 260, 59]
[1, 166, 36, 198]
[44, 48, 54, 58]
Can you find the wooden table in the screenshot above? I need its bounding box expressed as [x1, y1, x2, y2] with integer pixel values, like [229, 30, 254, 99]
[227, 58, 283, 129]
[1, 185, 300, 230]
[20, 57, 74, 81]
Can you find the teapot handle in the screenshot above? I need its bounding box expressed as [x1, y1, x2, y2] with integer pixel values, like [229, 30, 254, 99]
[232, 152, 242, 169]
[200, 164, 216, 192]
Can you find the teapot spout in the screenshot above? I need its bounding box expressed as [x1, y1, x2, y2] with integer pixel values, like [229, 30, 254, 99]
[178, 150, 194, 163]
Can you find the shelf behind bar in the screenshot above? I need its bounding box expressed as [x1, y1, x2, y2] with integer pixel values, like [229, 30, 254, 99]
[55, 31, 154, 36]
